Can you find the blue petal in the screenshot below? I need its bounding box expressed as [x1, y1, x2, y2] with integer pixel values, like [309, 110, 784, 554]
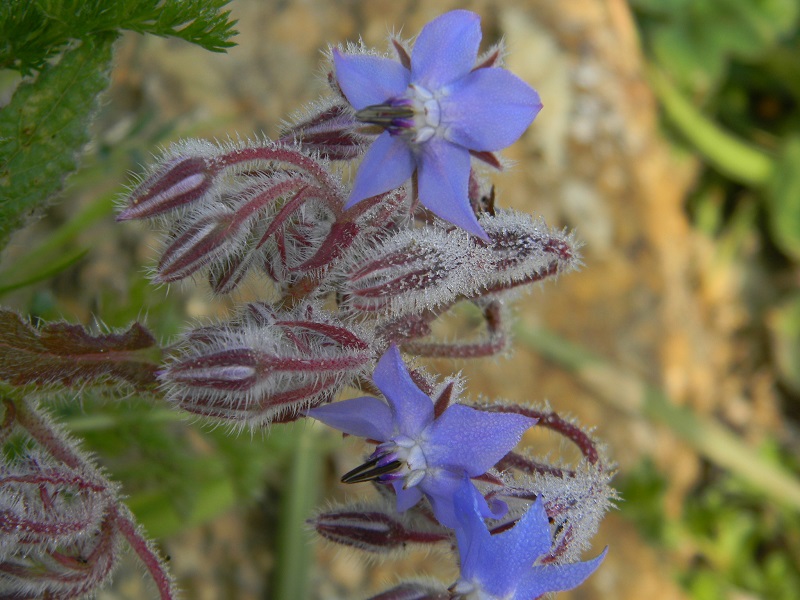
[454, 481, 492, 580]
[423, 471, 500, 529]
[516, 547, 608, 599]
[417, 139, 488, 239]
[333, 49, 410, 110]
[372, 345, 433, 437]
[305, 396, 393, 441]
[497, 497, 553, 577]
[411, 10, 481, 88]
[443, 68, 542, 151]
[425, 405, 535, 475]
[392, 479, 424, 512]
[346, 132, 415, 207]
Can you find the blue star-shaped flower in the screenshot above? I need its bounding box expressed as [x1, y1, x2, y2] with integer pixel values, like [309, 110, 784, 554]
[334, 10, 542, 239]
[305, 344, 535, 528]
[451, 481, 607, 599]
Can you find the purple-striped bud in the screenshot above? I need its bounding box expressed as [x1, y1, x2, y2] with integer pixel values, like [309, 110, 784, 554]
[339, 228, 468, 314]
[159, 302, 372, 428]
[338, 210, 579, 316]
[118, 151, 217, 221]
[0, 460, 111, 557]
[367, 582, 450, 600]
[280, 101, 372, 161]
[309, 505, 448, 554]
[155, 209, 235, 283]
[1, 509, 120, 600]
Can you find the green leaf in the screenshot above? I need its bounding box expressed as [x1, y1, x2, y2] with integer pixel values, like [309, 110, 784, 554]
[0, 309, 162, 392]
[0, 0, 237, 75]
[766, 136, 800, 259]
[0, 36, 114, 251]
[768, 295, 800, 393]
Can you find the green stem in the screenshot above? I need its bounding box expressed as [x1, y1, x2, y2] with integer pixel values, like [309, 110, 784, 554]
[517, 326, 800, 511]
[272, 423, 321, 600]
[648, 66, 774, 186]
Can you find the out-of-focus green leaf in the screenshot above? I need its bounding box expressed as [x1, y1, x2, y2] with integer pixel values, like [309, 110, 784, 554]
[648, 67, 774, 185]
[766, 136, 800, 259]
[0, 36, 114, 251]
[768, 295, 800, 393]
[635, 0, 800, 95]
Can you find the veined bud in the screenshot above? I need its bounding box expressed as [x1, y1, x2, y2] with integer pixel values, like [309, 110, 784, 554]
[309, 502, 448, 554]
[338, 228, 470, 315]
[155, 207, 236, 283]
[159, 302, 372, 428]
[0, 459, 112, 559]
[477, 211, 580, 294]
[118, 140, 220, 221]
[367, 582, 450, 600]
[337, 210, 579, 317]
[280, 101, 373, 161]
[495, 464, 614, 565]
[1, 509, 120, 600]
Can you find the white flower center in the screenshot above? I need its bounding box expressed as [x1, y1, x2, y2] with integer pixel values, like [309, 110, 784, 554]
[405, 83, 444, 143]
[389, 434, 429, 488]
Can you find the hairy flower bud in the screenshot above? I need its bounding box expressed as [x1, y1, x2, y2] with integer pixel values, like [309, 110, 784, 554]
[338, 210, 580, 317]
[1, 509, 121, 600]
[159, 302, 372, 428]
[0, 460, 111, 558]
[118, 141, 220, 221]
[310, 503, 448, 554]
[280, 100, 372, 160]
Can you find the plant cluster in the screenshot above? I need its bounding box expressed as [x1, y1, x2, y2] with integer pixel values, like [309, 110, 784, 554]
[1, 8, 614, 598]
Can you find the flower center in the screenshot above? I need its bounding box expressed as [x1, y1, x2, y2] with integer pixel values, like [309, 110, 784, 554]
[340, 435, 429, 489]
[355, 84, 443, 144]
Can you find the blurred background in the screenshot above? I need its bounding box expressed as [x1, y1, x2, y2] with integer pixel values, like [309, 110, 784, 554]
[2, 0, 799, 598]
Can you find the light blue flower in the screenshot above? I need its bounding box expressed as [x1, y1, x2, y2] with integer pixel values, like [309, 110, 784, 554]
[451, 481, 607, 599]
[305, 344, 535, 528]
[334, 10, 542, 239]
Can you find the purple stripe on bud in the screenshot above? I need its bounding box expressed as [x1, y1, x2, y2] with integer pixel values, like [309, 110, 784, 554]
[118, 157, 215, 221]
[309, 508, 448, 554]
[279, 103, 372, 161]
[155, 212, 233, 282]
[160, 303, 372, 427]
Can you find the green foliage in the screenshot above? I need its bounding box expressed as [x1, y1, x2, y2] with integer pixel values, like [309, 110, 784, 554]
[0, 0, 237, 75]
[621, 456, 800, 600]
[0, 36, 114, 251]
[0, 0, 237, 252]
[633, 0, 798, 96]
[766, 136, 800, 259]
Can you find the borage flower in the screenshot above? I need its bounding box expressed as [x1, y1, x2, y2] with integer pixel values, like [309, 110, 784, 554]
[451, 481, 607, 599]
[305, 344, 534, 528]
[334, 9, 542, 239]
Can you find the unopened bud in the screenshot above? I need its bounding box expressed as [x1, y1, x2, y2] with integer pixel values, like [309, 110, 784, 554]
[118, 154, 216, 221]
[310, 505, 448, 554]
[159, 303, 372, 427]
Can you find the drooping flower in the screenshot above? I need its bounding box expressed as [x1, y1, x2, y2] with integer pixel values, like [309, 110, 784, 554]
[334, 9, 542, 239]
[305, 344, 535, 528]
[450, 481, 607, 599]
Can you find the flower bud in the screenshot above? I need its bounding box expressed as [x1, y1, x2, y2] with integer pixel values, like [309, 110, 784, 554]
[0, 460, 110, 558]
[118, 153, 217, 221]
[280, 101, 372, 161]
[310, 504, 448, 554]
[159, 302, 372, 428]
